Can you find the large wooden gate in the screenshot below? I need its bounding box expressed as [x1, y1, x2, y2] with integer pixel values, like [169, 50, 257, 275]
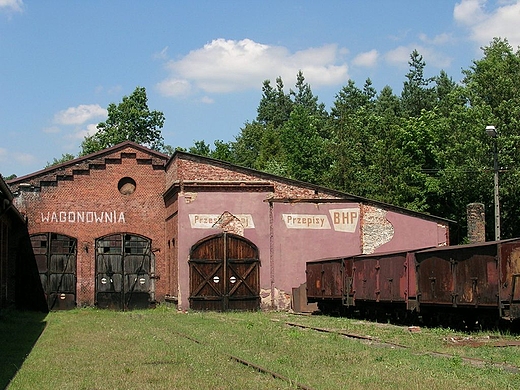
[95, 233, 154, 310]
[31, 233, 77, 310]
[189, 233, 260, 311]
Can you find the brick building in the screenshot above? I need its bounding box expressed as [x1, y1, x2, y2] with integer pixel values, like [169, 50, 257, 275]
[8, 141, 450, 311]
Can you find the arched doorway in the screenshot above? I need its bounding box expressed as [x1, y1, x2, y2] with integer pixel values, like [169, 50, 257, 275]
[189, 233, 260, 311]
[95, 233, 154, 310]
[31, 233, 77, 310]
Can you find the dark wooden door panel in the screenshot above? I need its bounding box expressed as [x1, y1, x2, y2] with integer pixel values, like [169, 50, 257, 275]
[95, 234, 153, 310]
[189, 233, 260, 311]
[31, 233, 77, 310]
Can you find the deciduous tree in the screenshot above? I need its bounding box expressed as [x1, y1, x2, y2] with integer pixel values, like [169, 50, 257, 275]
[80, 86, 166, 155]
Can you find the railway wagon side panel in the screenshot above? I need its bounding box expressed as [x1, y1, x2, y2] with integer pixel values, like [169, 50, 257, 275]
[406, 252, 418, 311]
[379, 254, 408, 303]
[306, 258, 344, 301]
[352, 258, 376, 302]
[499, 241, 520, 319]
[352, 253, 409, 304]
[416, 253, 453, 306]
[454, 246, 498, 308]
[416, 244, 498, 309]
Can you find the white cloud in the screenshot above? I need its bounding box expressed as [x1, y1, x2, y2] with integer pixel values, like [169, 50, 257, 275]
[454, 0, 520, 47]
[14, 152, 36, 165]
[156, 38, 349, 97]
[70, 123, 99, 141]
[53, 104, 107, 125]
[154, 46, 169, 60]
[156, 78, 192, 97]
[352, 50, 379, 68]
[385, 46, 414, 69]
[454, 0, 487, 25]
[199, 96, 214, 104]
[0, 0, 24, 13]
[0, 147, 36, 167]
[43, 126, 61, 134]
[385, 45, 452, 70]
[419, 33, 453, 46]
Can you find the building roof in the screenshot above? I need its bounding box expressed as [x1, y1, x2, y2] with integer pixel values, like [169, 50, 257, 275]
[8, 141, 170, 185]
[7, 141, 454, 225]
[0, 174, 26, 223]
[167, 149, 454, 225]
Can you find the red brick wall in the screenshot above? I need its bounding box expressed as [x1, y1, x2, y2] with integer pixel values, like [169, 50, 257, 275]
[167, 153, 339, 200]
[12, 146, 168, 306]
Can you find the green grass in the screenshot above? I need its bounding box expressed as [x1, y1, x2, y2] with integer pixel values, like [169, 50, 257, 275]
[2, 307, 520, 389]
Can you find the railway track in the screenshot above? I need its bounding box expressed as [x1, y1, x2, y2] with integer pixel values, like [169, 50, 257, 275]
[151, 317, 519, 389]
[285, 321, 520, 374]
[170, 329, 316, 390]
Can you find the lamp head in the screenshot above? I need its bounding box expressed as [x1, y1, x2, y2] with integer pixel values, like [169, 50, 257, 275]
[486, 125, 497, 137]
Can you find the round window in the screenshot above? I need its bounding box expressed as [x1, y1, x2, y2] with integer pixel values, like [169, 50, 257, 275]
[118, 177, 136, 195]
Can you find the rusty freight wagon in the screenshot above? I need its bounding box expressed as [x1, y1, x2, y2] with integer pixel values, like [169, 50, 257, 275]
[307, 238, 520, 327]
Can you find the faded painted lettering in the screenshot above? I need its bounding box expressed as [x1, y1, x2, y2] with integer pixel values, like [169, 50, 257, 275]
[281, 214, 331, 229]
[40, 211, 126, 224]
[189, 214, 255, 229]
[329, 208, 359, 232]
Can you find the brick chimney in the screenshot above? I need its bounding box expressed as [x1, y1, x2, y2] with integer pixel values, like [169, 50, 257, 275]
[467, 203, 485, 243]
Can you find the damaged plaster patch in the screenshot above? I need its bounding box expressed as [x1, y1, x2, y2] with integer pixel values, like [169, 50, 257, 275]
[438, 224, 448, 246]
[183, 192, 197, 203]
[260, 288, 292, 311]
[362, 206, 394, 254]
[213, 211, 245, 236]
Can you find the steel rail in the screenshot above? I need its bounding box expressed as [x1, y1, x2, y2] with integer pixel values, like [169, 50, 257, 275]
[170, 330, 316, 390]
[285, 322, 520, 374]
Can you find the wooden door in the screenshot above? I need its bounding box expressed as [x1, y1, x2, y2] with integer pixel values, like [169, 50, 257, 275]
[95, 234, 153, 310]
[189, 233, 260, 311]
[31, 233, 77, 310]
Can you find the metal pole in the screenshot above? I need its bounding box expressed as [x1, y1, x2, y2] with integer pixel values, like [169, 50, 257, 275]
[492, 137, 501, 241]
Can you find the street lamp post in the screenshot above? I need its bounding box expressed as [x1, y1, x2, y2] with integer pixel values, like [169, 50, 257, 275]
[485, 125, 500, 241]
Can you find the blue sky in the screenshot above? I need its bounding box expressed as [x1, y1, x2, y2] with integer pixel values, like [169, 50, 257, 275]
[1, 0, 520, 178]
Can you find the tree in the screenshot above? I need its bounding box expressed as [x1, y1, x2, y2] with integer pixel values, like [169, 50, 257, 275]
[255, 124, 286, 173]
[401, 50, 435, 117]
[80, 87, 166, 155]
[461, 38, 520, 239]
[291, 70, 328, 119]
[231, 121, 266, 169]
[326, 79, 375, 195]
[231, 72, 329, 175]
[256, 77, 293, 128]
[188, 140, 211, 157]
[374, 86, 400, 117]
[211, 140, 234, 162]
[279, 105, 329, 183]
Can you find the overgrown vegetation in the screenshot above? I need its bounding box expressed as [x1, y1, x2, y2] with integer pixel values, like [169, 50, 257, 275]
[80, 86, 168, 155]
[196, 38, 520, 242]
[3, 307, 520, 389]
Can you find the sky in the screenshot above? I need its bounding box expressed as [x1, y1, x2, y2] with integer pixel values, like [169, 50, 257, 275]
[1, 0, 520, 178]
